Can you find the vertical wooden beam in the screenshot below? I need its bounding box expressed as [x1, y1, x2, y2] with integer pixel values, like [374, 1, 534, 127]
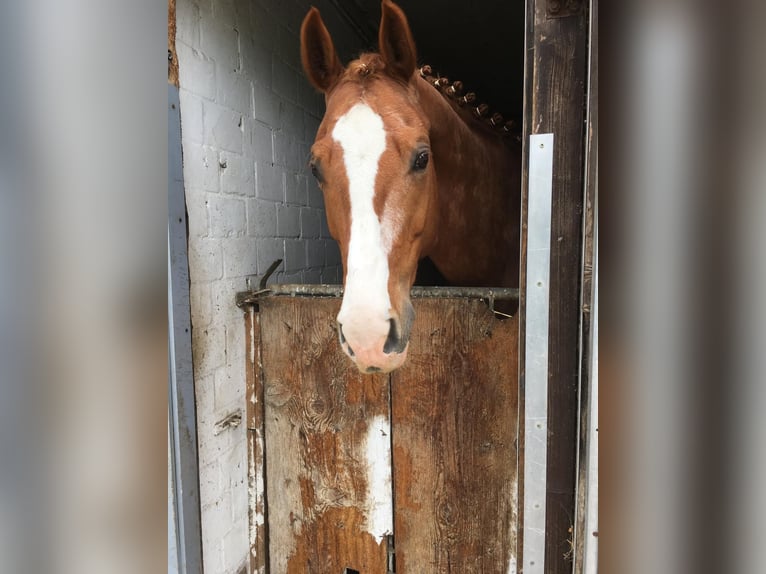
[573, 0, 598, 571]
[246, 307, 268, 573]
[168, 0, 179, 87]
[519, 0, 590, 572]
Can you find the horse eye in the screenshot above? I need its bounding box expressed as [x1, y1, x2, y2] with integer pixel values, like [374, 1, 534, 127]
[413, 150, 429, 171]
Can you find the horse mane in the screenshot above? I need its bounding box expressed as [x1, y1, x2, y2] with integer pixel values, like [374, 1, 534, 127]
[339, 55, 521, 145]
[417, 64, 522, 144]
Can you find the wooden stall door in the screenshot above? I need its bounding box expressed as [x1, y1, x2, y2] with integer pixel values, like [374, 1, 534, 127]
[251, 296, 519, 573]
[392, 299, 519, 573]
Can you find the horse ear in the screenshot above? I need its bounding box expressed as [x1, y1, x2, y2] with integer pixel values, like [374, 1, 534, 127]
[379, 0, 417, 84]
[301, 7, 343, 93]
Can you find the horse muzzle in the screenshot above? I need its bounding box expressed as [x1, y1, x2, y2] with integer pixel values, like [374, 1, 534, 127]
[337, 304, 413, 374]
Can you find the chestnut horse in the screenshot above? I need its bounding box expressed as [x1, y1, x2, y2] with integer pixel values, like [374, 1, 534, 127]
[301, 0, 521, 373]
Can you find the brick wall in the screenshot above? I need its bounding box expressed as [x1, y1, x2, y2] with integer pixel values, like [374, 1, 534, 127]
[175, 1, 366, 571]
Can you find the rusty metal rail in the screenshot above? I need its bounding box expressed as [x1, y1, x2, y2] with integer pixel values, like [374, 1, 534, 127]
[236, 284, 519, 308]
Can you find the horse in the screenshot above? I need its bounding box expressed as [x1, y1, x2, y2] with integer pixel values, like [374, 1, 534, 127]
[300, 0, 521, 373]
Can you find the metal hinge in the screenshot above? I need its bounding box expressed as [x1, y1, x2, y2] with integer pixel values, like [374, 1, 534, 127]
[387, 534, 396, 574]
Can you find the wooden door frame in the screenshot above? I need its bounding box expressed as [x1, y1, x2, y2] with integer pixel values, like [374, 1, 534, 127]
[518, 0, 594, 573]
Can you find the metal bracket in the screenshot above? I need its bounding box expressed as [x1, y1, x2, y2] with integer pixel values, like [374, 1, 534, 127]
[387, 533, 396, 573]
[547, 0, 584, 19]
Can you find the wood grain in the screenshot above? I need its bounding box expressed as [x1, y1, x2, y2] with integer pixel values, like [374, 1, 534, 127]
[245, 307, 268, 573]
[259, 298, 391, 574]
[391, 299, 519, 573]
[520, 0, 589, 571]
[168, 0, 178, 87]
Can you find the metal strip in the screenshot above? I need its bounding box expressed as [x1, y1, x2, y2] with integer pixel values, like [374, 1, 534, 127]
[523, 133, 554, 574]
[583, 226, 598, 574]
[168, 85, 203, 574]
[237, 285, 519, 307]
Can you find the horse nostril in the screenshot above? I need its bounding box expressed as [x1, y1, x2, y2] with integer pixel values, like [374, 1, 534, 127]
[338, 324, 354, 357]
[383, 318, 405, 354]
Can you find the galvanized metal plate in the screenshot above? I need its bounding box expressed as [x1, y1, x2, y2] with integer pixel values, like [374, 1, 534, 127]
[523, 133, 554, 574]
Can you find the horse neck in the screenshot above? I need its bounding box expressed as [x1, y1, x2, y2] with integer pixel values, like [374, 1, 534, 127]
[415, 78, 520, 286]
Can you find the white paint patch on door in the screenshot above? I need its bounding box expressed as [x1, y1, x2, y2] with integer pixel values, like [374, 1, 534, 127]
[331, 103, 391, 325]
[364, 414, 393, 544]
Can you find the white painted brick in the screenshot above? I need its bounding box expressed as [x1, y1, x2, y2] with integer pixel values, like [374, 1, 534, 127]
[200, 15, 240, 73]
[321, 266, 340, 284]
[305, 176, 323, 208]
[273, 55, 298, 104]
[203, 100, 244, 153]
[200, 497, 234, 551]
[185, 188, 209, 239]
[272, 131, 296, 169]
[276, 25, 301, 69]
[229, 465, 248, 520]
[188, 238, 223, 282]
[182, 143, 220, 192]
[256, 161, 284, 202]
[219, 152, 255, 196]
[214, 360, 244, 412]
[202, 537, 225, 574]
[247, 198, 277, 237]
[319, 213, 332, 239]
[276, 203, 300, 238]
[285, 172, 305, 205]
[177, 41, 216, 101]
[325, 239, 342, 267]
[178, 88, 206, 144]
[301, 208, 321, 239]
[225, 317, 246, 361]
[250, 3, 278, 50]
[240, 37, 272, 87]
[176, 0, 200, 47]
[279, 271, 304, 284]
[304, 268, 322, 284]
[298, 78, 323, 117]
[257, 238, 284, 277]
[284, 238, 306, 272]
[191, 322, 226, 376]
[189, 282, 213, 328]
[280, 101, 304, 140]
[222, 527, 249, 574]
[306, 239, 325, 267]
[217, 69, 252, 116]
[194, 0, 213, 19]
[211, 277, 247, 322]
[192, 372, 216, 444]
[209, 195, 246, 238]
[223, 237, 258, 278]
[304, 111, 321, 142]
[211, 0, 240, 27]
[253, 82, 281, 126]
[246, 120, 273, 165]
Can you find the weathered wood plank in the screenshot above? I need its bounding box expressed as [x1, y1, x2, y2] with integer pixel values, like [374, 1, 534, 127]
[573, 0, 598, 571]
[520, 0, 589, 571]
[391, 299, 519, 573]
[260, 298, 391, 574]
[246, 307, 268, 573]
[168, 0, 178, 87]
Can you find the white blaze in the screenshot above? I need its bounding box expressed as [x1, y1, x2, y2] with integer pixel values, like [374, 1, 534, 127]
[332, 103, 391, 328]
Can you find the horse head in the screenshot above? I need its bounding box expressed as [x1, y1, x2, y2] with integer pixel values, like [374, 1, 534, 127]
[301, 1, 437, 374]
